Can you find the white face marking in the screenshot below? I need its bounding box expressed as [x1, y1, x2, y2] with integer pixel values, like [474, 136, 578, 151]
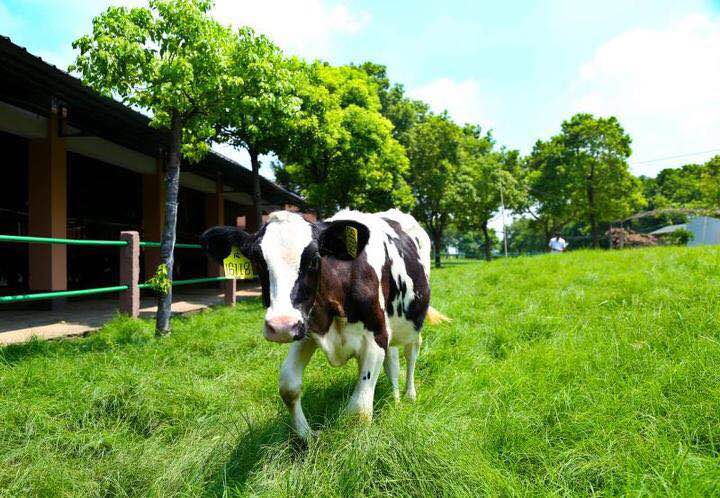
[259, 212, 313, 323]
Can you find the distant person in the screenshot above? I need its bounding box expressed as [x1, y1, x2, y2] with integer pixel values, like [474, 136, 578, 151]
[549, 234, 567, 253]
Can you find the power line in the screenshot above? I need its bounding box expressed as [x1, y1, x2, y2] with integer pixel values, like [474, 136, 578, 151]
[631, 148, 720, 166]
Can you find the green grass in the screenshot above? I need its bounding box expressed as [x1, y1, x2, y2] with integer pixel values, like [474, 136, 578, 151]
[1, 246, 720, 496]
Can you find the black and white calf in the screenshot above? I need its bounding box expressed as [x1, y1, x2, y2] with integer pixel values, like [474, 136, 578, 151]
[201, 209, 447, 438]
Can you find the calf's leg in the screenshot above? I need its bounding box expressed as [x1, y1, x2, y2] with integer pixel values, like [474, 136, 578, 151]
[404, 335, 421, 401]
[383, 346, 400, 402]
[347, 334, 386, 421]
[279, 338, 317, 439]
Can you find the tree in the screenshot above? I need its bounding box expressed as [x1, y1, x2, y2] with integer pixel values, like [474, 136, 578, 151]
[524, 114, 645, 248]
[699, 156, 720, 208]
[357, 62, 429, 147]
[218, 28, 302, 228]
[274, 63, 414, 217]
[72, 0, 233, 335]
[641, 163, 705, 209]
[453, 126, 524, 260]
[405, 113, 464, 267]
[522, 137, 577, 243]
[561, 113, 645, 247]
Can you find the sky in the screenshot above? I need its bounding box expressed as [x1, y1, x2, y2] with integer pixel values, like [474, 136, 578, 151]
[2, 0, 720, 183]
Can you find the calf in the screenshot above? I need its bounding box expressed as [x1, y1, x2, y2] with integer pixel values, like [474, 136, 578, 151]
[201, 209, 447, 439]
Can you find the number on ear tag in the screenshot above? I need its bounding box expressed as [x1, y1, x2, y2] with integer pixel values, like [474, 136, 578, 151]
[223, 246, 254, 280]
[345, 226, 358, 258]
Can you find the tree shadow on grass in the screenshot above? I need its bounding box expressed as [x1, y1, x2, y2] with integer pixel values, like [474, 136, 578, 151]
[205, 376, 396, 496]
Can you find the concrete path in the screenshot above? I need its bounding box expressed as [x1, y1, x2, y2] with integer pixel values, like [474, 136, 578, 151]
[0, 284, 261, 346]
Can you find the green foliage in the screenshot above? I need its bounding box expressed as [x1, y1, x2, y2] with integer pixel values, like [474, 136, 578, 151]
[453, 127, 523, 260]
[2, 247, 720, 495]
[445, 226, 499, 258]
[146, 264, 172, 295]
[275, 63, 413, 216]
[71, 0, 234, 162]
[405, 114, 463, 241]
[506, 217, 548, 254]
[641, 163, 705, 209]
[523, 113, 646, 247]
[218, 27, 303, 158]
[699, 155, 720, 208]
[666, 227, 694, 246]
[357, 62, 430, 146]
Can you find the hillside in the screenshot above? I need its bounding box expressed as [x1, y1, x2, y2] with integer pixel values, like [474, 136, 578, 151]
[1, 247, 719, 496]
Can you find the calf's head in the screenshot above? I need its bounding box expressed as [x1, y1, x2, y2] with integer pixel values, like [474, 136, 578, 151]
[200, 211, 369, 343]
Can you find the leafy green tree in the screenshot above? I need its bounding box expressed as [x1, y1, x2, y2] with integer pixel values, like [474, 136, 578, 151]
[641, 163, 704, 209]
[275, 63, 414, 217]
[405, 113, 464, 267]
[357, 62, 429, 146]
[505, 217, 548, 254]
[524, 113, 644, 248]
[218, 28, 303, 227]
[72, 0, 233, 335]
[453, 126, 524, 260]
[561, 113, 645, 247]
[522, 137, 576, 242]
[699, 156, 720, 208]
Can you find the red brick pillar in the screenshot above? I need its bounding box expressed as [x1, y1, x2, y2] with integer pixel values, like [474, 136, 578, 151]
[224, 278, 236, 307]
[119, 231, 140, 317]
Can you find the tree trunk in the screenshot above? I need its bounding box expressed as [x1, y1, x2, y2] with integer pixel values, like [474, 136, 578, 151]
[481, 222, 492, 262]
[433, 229, 443, 268]
[155, 115, 182, 336]
[250, 147, 262, 232]
[587, 183, 598, 248]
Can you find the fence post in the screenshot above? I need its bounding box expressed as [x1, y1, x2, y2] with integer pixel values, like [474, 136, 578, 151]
[119, 231, 140, 317]
[224, 277, 236, 307]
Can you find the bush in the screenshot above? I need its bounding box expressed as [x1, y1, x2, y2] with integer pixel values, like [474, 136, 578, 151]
[666, 228, 694, 245]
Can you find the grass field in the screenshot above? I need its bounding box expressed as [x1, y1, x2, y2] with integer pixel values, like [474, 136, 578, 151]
[1, 246, 719, 496]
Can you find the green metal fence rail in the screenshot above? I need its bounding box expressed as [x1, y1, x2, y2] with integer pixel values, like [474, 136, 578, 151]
[139, 241, 202, 249]
[0, 286, 129, 303]
[0, 234, 233, 309]
[0, 234, 127, 247]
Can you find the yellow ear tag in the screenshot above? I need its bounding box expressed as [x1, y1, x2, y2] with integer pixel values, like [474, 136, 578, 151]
[223, 245, 254, 280]
[345, 226, 358, 258]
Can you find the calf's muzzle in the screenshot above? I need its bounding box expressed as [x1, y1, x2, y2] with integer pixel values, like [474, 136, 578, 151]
[264, 316, 306, 343]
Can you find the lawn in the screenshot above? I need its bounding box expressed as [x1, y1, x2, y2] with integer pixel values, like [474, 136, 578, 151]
[1, 246, 719, 496]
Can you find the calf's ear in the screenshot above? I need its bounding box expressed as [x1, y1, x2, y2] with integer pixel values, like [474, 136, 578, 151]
[317, 220, 370, 260]
[200, 226, 252, 263]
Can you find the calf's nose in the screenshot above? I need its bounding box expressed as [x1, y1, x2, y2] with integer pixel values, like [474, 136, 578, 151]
[264, 316, 305, 343]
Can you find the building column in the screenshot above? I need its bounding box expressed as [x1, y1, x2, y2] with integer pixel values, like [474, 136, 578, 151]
[142, 158, 165, 277]
[205, 178, 224, 277]
[28, 111, 66, 292]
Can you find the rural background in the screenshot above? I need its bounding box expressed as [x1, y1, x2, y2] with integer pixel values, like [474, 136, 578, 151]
[1, 0, 719, 495]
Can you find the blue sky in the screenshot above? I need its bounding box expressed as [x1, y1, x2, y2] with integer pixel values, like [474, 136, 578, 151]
[1, 0, 720, 179]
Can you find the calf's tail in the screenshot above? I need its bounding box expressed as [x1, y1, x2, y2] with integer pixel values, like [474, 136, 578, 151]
[426, 306, 451, 326]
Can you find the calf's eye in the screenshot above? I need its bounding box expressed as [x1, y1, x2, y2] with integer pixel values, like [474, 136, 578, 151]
[309, 253, 321, 271]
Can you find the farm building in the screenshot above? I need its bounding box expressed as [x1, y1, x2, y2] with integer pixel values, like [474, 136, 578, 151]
[649, 216, 720, 246]
[0, 36, 306, 301]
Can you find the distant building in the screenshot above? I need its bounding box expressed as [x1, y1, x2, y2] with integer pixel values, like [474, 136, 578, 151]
[649, 216, 720, 246]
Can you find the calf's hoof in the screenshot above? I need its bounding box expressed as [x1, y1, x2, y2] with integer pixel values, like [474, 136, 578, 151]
[345, 405, 373, 423]
[405, 388, 417, 402]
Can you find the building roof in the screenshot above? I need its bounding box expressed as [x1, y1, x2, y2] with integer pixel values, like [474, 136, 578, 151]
[649, 223, 687, 235]
[0, 36, 304, 207]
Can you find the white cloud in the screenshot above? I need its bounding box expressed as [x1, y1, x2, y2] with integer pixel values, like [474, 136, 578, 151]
[407, 78, 493, 130]
[574, 14, 720, 175]
[212, 0, 369, 60]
